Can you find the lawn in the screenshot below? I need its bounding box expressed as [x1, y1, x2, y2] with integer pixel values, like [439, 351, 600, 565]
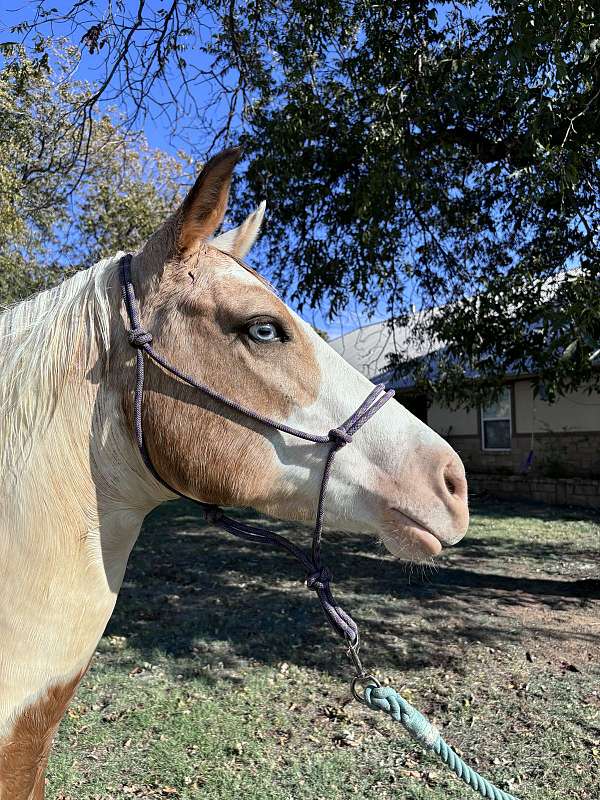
[47, 498, 600, 800]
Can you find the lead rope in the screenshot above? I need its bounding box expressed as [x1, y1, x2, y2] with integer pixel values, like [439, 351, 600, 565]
[119, 254, 521, 800]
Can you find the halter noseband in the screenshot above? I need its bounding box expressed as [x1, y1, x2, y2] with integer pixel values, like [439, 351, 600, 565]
[119, 253, 394, 668]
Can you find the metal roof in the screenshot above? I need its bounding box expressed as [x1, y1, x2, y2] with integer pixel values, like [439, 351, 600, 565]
[328, 314, 442, 384]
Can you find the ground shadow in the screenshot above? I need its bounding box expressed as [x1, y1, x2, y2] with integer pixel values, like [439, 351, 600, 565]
[105, 499, 600, 680]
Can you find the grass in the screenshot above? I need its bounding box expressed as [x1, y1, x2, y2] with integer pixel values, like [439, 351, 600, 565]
[47, 499, 600, 800]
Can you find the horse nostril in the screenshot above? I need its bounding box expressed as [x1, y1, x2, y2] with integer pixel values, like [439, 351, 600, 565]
[439, 456, 469, 543]
[442, 459, 467, 505]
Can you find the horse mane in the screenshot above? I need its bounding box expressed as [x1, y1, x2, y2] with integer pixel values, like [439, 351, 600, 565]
[0, 254, 122, 473]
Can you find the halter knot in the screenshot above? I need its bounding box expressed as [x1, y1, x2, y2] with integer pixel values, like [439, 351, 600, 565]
[128, 328, 153, 348]
[306, 566, 333, 591]
[328, 428, 353, 446]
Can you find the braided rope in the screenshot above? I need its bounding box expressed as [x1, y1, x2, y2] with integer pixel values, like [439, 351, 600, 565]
[364, 686, 520, 800]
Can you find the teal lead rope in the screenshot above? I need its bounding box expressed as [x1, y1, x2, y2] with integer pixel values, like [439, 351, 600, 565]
[361, 685, 520, 800]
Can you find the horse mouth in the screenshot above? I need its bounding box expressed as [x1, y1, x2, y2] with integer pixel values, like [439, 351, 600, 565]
[383, 507, 443, 558]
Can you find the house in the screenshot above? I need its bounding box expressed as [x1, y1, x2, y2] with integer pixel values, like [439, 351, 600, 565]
[329, 318, 600, 508]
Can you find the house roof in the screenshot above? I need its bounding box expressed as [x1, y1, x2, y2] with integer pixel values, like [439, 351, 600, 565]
[328, 314, 442, 386]
[328, 269, 598, 388]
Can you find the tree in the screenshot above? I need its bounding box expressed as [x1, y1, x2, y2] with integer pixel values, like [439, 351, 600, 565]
[6, 2, 600, 401]
[0, 42, 190, 306]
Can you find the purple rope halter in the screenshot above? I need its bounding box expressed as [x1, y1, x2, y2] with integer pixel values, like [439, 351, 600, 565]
[119, 257, 524, 800]
[119, 254, 394, 654]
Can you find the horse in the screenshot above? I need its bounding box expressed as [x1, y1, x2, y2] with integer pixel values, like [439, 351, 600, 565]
[0, 147, 469, 798]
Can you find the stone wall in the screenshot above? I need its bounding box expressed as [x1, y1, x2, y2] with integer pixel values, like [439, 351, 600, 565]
[445, 431, 600, 508]
[448, 432, 600, 480]
[468, 472, 600, 509]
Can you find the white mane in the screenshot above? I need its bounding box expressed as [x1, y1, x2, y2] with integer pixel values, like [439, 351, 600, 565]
[0, 254, 123, 473]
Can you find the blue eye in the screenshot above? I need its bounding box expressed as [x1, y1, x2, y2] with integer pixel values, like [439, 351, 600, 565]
[248, 321, 280, 342]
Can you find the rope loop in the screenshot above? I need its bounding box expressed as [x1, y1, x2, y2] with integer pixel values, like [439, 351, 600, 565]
[128, 327, 153, 348]
[363, 685, 519, 799]
[306, 566, 333, 591]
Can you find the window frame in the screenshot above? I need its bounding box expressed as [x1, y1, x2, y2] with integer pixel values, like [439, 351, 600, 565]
[480, 386, 513, 452]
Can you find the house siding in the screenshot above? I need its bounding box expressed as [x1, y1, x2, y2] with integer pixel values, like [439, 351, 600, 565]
[426, 380, 600, 489]
[514, 381, 600, 434]
[428, 402, 478, 437]
[331, 319, 600, 507]
[467, 473, 600, 509]
[446, 430, 600, 479]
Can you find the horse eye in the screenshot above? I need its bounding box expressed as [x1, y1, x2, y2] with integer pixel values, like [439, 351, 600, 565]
[247, 321, 281, 342]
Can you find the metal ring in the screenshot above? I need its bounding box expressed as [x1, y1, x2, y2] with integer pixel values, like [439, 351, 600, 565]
[351, 673, 381, 704]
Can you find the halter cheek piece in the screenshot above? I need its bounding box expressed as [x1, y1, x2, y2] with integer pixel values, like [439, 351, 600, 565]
[119, 254, 394, 677]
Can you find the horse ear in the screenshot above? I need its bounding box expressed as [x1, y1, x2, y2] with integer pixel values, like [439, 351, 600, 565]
[178, 147, 243, 253]
[211, 201, 266, 258]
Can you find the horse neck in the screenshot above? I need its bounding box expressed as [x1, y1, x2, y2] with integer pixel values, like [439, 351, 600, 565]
[0, 319, 166, 736]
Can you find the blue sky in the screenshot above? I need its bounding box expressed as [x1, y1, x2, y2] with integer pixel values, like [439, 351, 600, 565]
[2, 0, 391, 338]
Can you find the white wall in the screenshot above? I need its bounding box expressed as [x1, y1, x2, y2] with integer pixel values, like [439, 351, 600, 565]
[429, 381, 600, 437]
[428, 401, 479, 436]
[514, 380, 600, 434]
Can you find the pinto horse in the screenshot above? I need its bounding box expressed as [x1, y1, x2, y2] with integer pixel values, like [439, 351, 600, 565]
[0, 148, 469, 798]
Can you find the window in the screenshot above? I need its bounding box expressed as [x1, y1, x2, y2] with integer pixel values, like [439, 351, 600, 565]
[481, 388, 512, 451]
